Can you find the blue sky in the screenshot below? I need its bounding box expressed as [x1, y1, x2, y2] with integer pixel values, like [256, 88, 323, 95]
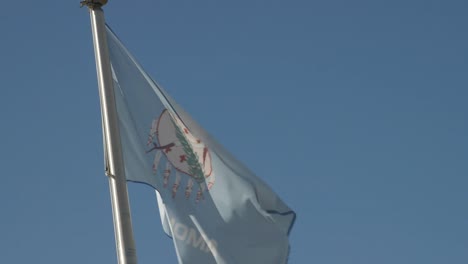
[0, 0, 467, 263]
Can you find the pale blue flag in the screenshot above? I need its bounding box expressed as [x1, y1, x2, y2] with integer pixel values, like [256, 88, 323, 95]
[106, 26, 296, 264]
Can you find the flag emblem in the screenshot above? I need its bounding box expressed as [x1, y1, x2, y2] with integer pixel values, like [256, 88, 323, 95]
[146, 109, 214, 201]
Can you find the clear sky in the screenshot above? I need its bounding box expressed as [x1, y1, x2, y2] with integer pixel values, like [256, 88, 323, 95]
[0, 0, 467, 263]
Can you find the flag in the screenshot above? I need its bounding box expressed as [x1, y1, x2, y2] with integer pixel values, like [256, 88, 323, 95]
[106, 25, 296, 264]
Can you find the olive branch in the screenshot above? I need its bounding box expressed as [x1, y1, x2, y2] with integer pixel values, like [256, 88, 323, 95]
[173, 121, 205, 183]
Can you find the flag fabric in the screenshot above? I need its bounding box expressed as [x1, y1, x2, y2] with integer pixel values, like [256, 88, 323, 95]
[106, 25, 296, 264]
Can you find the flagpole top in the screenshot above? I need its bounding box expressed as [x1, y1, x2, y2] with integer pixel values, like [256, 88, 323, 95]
[80, 0, 108, 8]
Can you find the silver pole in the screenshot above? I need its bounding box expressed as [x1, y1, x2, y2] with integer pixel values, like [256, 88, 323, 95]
[85, 1, 138, 263]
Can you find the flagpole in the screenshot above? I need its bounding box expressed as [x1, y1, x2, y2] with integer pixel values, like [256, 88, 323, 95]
[83, 1, 138, 263]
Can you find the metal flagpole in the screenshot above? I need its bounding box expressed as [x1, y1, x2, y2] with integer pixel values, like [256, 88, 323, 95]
[82, 1, 138, 263]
